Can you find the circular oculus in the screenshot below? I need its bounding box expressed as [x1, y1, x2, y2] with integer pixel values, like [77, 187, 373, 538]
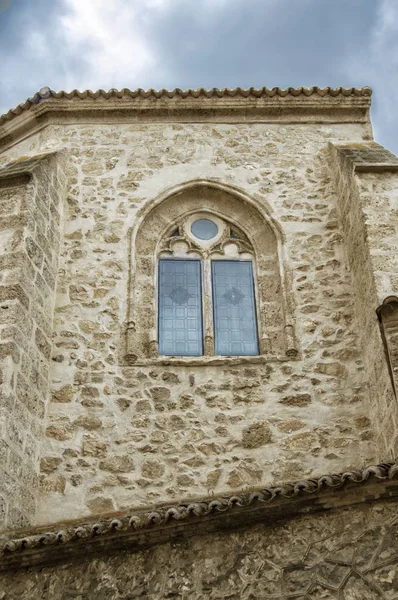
[191, 219, 218, 240]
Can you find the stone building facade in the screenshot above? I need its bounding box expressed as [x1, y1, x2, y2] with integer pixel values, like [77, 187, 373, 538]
[0, 86, 398, 598]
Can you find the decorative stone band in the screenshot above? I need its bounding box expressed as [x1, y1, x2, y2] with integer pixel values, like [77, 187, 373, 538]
[1, 462, 398, 572]
[0, 86, 373, 148]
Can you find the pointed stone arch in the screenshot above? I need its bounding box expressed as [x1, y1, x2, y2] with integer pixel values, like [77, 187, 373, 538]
[377, 296, 398, 397]
[124, 180, 297, 363]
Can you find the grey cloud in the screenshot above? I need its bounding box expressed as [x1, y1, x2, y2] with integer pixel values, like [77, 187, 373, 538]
[0, 0, 397, 154]
[142, 0, 378, 90]
[0, 0, 12, 13]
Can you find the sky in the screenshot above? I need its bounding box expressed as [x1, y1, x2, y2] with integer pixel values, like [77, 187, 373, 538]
[0, 0, 397, 153]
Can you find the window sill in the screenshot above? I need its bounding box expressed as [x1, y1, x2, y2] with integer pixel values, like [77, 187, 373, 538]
[124, 353, 295, 367]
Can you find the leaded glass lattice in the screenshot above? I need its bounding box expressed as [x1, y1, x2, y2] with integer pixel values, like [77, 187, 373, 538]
[158, 260, 203, 356]
[212, 261, 259, 356]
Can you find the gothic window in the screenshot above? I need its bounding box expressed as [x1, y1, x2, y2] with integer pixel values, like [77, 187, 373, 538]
[157, 215, 259, 357]
[126, 183, 297, 363]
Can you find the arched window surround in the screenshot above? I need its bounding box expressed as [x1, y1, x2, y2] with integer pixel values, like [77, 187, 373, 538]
[377, 296, 398, 397]
[124, 180, 297, 365]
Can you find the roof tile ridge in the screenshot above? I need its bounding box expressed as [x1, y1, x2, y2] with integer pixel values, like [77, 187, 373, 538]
[0, 85, 373, 127]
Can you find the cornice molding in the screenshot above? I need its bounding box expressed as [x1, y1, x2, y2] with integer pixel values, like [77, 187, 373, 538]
[0, 86, 372, 150]
[0, 150, 62, 180]
[0, 85, 373, 125]
[1, 462, 397, 572]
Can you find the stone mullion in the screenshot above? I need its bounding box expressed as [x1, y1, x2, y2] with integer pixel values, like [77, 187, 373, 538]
[203, 258, 214, 356]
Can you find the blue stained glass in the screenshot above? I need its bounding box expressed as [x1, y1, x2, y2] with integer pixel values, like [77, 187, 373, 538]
[212, 261, 259, 356]
[158, 260, 203, 356]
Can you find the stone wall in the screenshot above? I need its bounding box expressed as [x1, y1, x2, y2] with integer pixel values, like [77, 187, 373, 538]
[1, 499, 397, 599]
[0, 154, 66, 529]
[4, 121, 374, 525]
[329, 143, 398, 458]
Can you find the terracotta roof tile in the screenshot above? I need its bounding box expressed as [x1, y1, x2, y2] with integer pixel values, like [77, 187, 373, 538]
[0, 85, 372, 126]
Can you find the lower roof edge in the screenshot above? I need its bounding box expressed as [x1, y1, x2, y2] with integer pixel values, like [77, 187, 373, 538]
[1, 461, 397, 571]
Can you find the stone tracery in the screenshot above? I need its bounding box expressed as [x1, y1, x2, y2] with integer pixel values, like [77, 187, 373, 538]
[159, 214, 254, 260]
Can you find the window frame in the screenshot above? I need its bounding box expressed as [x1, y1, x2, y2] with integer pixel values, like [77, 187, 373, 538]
[157, 253, 260, 358]
[157, 257, 204, 357]
[211, 259, 259, 357]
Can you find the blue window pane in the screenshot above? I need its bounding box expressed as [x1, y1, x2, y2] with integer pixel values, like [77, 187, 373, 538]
[212, 261, 259, 356]
[191, 219, 218, 240]
[158, 260, 203, 356]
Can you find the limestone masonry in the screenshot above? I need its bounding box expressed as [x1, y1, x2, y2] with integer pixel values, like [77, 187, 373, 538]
[0, 86, 398, 598]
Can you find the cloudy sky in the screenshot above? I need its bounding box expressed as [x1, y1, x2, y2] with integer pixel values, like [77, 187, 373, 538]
[0, 0, 397, 153]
